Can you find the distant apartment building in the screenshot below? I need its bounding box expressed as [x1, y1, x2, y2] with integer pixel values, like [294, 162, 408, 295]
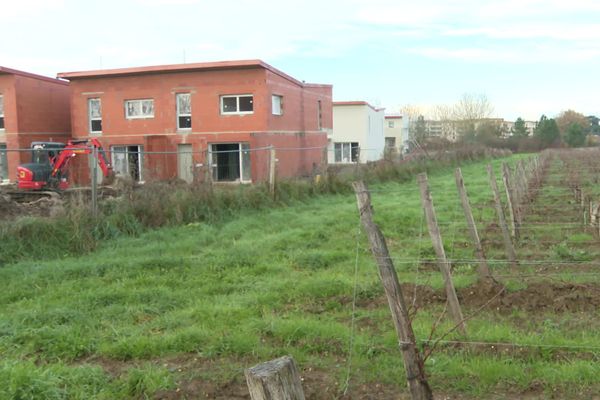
[329, 101, 385, 163]
[0, 66, 71, 182]
[423, 119, 459, 141]
[58, 60, 332, 183]
[524, 121, 537, 136]
[384, 114, 410, 154]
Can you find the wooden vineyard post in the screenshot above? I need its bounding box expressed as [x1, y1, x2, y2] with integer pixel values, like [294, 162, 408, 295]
[204, 149, 213, 192]
[417, 173, 467, 335]
[91, 145, 98, 217]
[454, 168, 492, 281]
[269, 146, 277, 198]
[353, 181, 434, 400]
[245, 356, 305, 400]
[501, 163, 519, 240]
[321, 146, 329, 176]
[487, 164, 518, 270]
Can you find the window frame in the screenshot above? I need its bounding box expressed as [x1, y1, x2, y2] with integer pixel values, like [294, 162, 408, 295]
[88, 98, 102, 134]
[110, 145, 144, 181]
[334, 142, 359, 163]
[0, 94, 4, 131]
[0, 143, 7, 181]
[271, 94, 283, 116]
[317, 100, 322, 130]
[220, 94, 254, 115]
[209, 142, 252, 183]
[388, 120, 395, 128]
[176, 93, 192, 131]
[124, 99, 155, 119]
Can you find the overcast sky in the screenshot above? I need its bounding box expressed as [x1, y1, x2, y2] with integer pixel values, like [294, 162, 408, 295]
[2, 0, 599, 121]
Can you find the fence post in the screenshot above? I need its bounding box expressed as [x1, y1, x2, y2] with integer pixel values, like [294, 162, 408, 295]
[269, 146, 276, 197]
[501, 163, 519, 240]
[91, 145, 98, 217]
[487, 164, 517, 270]
[245, 356, 305, 400]
[353, 181, 433, 400]
[204, 149, 213, 191]
[417, 173, 466, 335]
[454, 168, 492, 281]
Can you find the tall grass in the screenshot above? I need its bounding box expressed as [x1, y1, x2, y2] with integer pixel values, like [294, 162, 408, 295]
[0, 145, 510, 265]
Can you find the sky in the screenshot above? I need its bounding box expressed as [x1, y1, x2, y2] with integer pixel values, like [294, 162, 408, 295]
[1, 0, 599, 121]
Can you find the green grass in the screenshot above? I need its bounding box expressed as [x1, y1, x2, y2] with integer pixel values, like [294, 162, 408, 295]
[1, 152, 600, 398]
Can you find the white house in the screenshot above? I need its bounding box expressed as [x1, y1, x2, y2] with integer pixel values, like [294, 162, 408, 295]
[384, 114, 410, 154]
[329, 101, 385, 164]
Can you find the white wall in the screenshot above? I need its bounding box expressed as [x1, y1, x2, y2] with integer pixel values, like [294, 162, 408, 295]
[330, 104, 385, 163]
[365, 106, 385, 162]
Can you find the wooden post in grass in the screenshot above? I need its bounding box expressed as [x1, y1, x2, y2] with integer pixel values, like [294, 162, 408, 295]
[454, 168, 492, 281]
[353, 181, 434, 400]
[321, 146, 329, 176]
[245, 356, 305, 400]
[487, 164, 517, 269]
[91, 145, 98, 217]
[269, 146, 277, 198]
[417, 173, 467, 335]
[501, 163, 519, 240]
[580, 189, 587, 227]
[204, 149, 213, 192]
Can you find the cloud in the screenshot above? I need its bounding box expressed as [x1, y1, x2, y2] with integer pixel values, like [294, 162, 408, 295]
[1, 0, 65, 17]
[410, 45, 600, 64]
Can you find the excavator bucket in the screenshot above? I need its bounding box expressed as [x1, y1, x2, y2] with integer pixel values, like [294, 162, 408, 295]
[102, 170, 116, 186]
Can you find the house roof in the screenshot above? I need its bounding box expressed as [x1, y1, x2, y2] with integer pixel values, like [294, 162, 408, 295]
[385, 115, 403, 119]
[333, 101, 385, 112]
[0, 66, 69, 85]
[57, 59, 331, 88]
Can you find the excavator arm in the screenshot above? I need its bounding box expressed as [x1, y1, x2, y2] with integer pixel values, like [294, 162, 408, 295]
[51, 138, 113, 183]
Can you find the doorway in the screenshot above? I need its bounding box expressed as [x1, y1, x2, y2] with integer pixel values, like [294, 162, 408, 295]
[177, 144, 193, 183]
[111, 145, 143, 181]
[209, 143, 251, 182]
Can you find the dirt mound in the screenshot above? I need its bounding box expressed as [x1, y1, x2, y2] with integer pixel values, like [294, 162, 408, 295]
[355, 281, 600, 315]
[459, 281, 600, 313]
[0, 194, 22, 218]
[0, 193, 64, 220]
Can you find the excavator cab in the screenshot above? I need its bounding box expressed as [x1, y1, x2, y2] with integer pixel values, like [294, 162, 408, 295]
[17, 142, 66, 190]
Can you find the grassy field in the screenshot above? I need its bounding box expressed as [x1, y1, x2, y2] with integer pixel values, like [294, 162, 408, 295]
[2, 152, 600, 399]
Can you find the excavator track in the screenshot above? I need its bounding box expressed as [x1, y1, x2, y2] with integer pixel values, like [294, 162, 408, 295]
[5, 190, 61, 203]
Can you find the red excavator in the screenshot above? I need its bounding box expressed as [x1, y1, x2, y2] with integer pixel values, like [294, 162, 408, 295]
[16, 138, 113, 192]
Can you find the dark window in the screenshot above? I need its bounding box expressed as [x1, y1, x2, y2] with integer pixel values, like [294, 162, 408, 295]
[222, 97, 238, 112]
[91, 120, 102, 132]
[0, 118, 4, 130]
[178, 116, 191, 129]
[221, 95, 253, 114]
[239, 96, 253, 112]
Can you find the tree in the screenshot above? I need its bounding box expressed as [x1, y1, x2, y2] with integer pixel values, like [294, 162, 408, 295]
[452, 93, 494, 121]
[512, 117, 529, 138]
[411, 115, 428, 143]
[565, 123, 587, 147]
[555, 110, 589, 136]
[451, 93, 494, 139]
[534, 115, 560, 147]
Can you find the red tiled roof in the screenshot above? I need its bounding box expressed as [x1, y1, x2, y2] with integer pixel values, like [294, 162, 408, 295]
[58, 59, 331, 88]
[0, 66, 69, 85]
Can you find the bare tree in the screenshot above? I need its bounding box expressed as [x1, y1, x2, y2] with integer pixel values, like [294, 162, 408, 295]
[452, 93, 494, 121]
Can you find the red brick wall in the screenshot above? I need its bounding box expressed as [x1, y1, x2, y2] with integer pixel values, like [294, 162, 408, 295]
[0, 73, 71, 181]
[69, 68, 269, 138]
[14, 75, 71, 134]
[67, 66, 331, 183]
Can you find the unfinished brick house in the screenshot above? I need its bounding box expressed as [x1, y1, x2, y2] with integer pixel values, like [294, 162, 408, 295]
[57, 60, 332, 184]
[0, 67, 71, 182]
